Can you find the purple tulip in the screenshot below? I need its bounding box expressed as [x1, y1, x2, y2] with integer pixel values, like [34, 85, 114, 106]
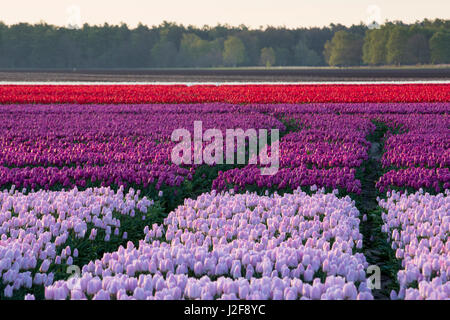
[24, 294, 35, 300]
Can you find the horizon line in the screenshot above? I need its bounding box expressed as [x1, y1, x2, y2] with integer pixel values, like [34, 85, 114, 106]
[0, 17, 448, 30]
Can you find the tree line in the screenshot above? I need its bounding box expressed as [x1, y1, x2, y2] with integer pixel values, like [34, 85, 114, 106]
[0, 19, 448, 68]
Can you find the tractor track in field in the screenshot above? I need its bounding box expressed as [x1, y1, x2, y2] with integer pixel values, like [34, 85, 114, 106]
[356, 122, 401, 300]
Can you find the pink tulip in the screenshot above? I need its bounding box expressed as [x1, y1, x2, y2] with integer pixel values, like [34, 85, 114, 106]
[93, 289, 110, 300]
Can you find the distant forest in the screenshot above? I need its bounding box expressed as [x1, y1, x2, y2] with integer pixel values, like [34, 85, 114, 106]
[0, 19, 449, 68]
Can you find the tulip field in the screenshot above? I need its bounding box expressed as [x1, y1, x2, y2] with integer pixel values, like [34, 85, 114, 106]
[0, 83, 448, 300]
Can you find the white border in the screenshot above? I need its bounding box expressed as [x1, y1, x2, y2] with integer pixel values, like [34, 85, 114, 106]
[0, 80, 449, 85]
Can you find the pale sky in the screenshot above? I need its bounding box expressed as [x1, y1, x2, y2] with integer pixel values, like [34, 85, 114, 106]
[1, 0, 449, 28]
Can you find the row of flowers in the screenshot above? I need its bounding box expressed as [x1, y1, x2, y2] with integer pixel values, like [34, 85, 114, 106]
[378, 190, 449, 300]
[379, 114, 449, 169]
[375, 113, 449, 193]
[2, 102, 447, 195]
[0, 104, 284, 192]
[213, 166, 362, 195]
[0, 104, 284, 167]
[43, 188, 374, 300]
[212, 113, 375, 194]
[0, 84, 449, 104]
[0, 186, 159, 299]
[211, 103, 449, 194]
[376, 168, 450, 193]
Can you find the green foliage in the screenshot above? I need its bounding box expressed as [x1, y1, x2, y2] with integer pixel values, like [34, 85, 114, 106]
[430, 31, 450, 63]
[323, 40, 332, 66]
[259, 47, 276, 67]
[325, 31, 364, 66]
[293, 39, 321, 66]
[386, 27, 410, 65]
[360, 22, 443, 66]
[405, 33, 430, 64]
[223, 36, 246, 67]
[363, 28, 389, 65]
[352, 121, 402, 299]
[178, 33, 222, 67]
[0, 19, 448, 68]
[274, 47, 291, 66]
[150, 40, 177, 67]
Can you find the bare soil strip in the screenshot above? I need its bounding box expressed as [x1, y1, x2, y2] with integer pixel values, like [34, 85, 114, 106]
[0, 67, 449, 82]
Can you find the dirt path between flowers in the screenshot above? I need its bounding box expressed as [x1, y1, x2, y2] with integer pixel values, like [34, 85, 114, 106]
[357, 125, 400, 300]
